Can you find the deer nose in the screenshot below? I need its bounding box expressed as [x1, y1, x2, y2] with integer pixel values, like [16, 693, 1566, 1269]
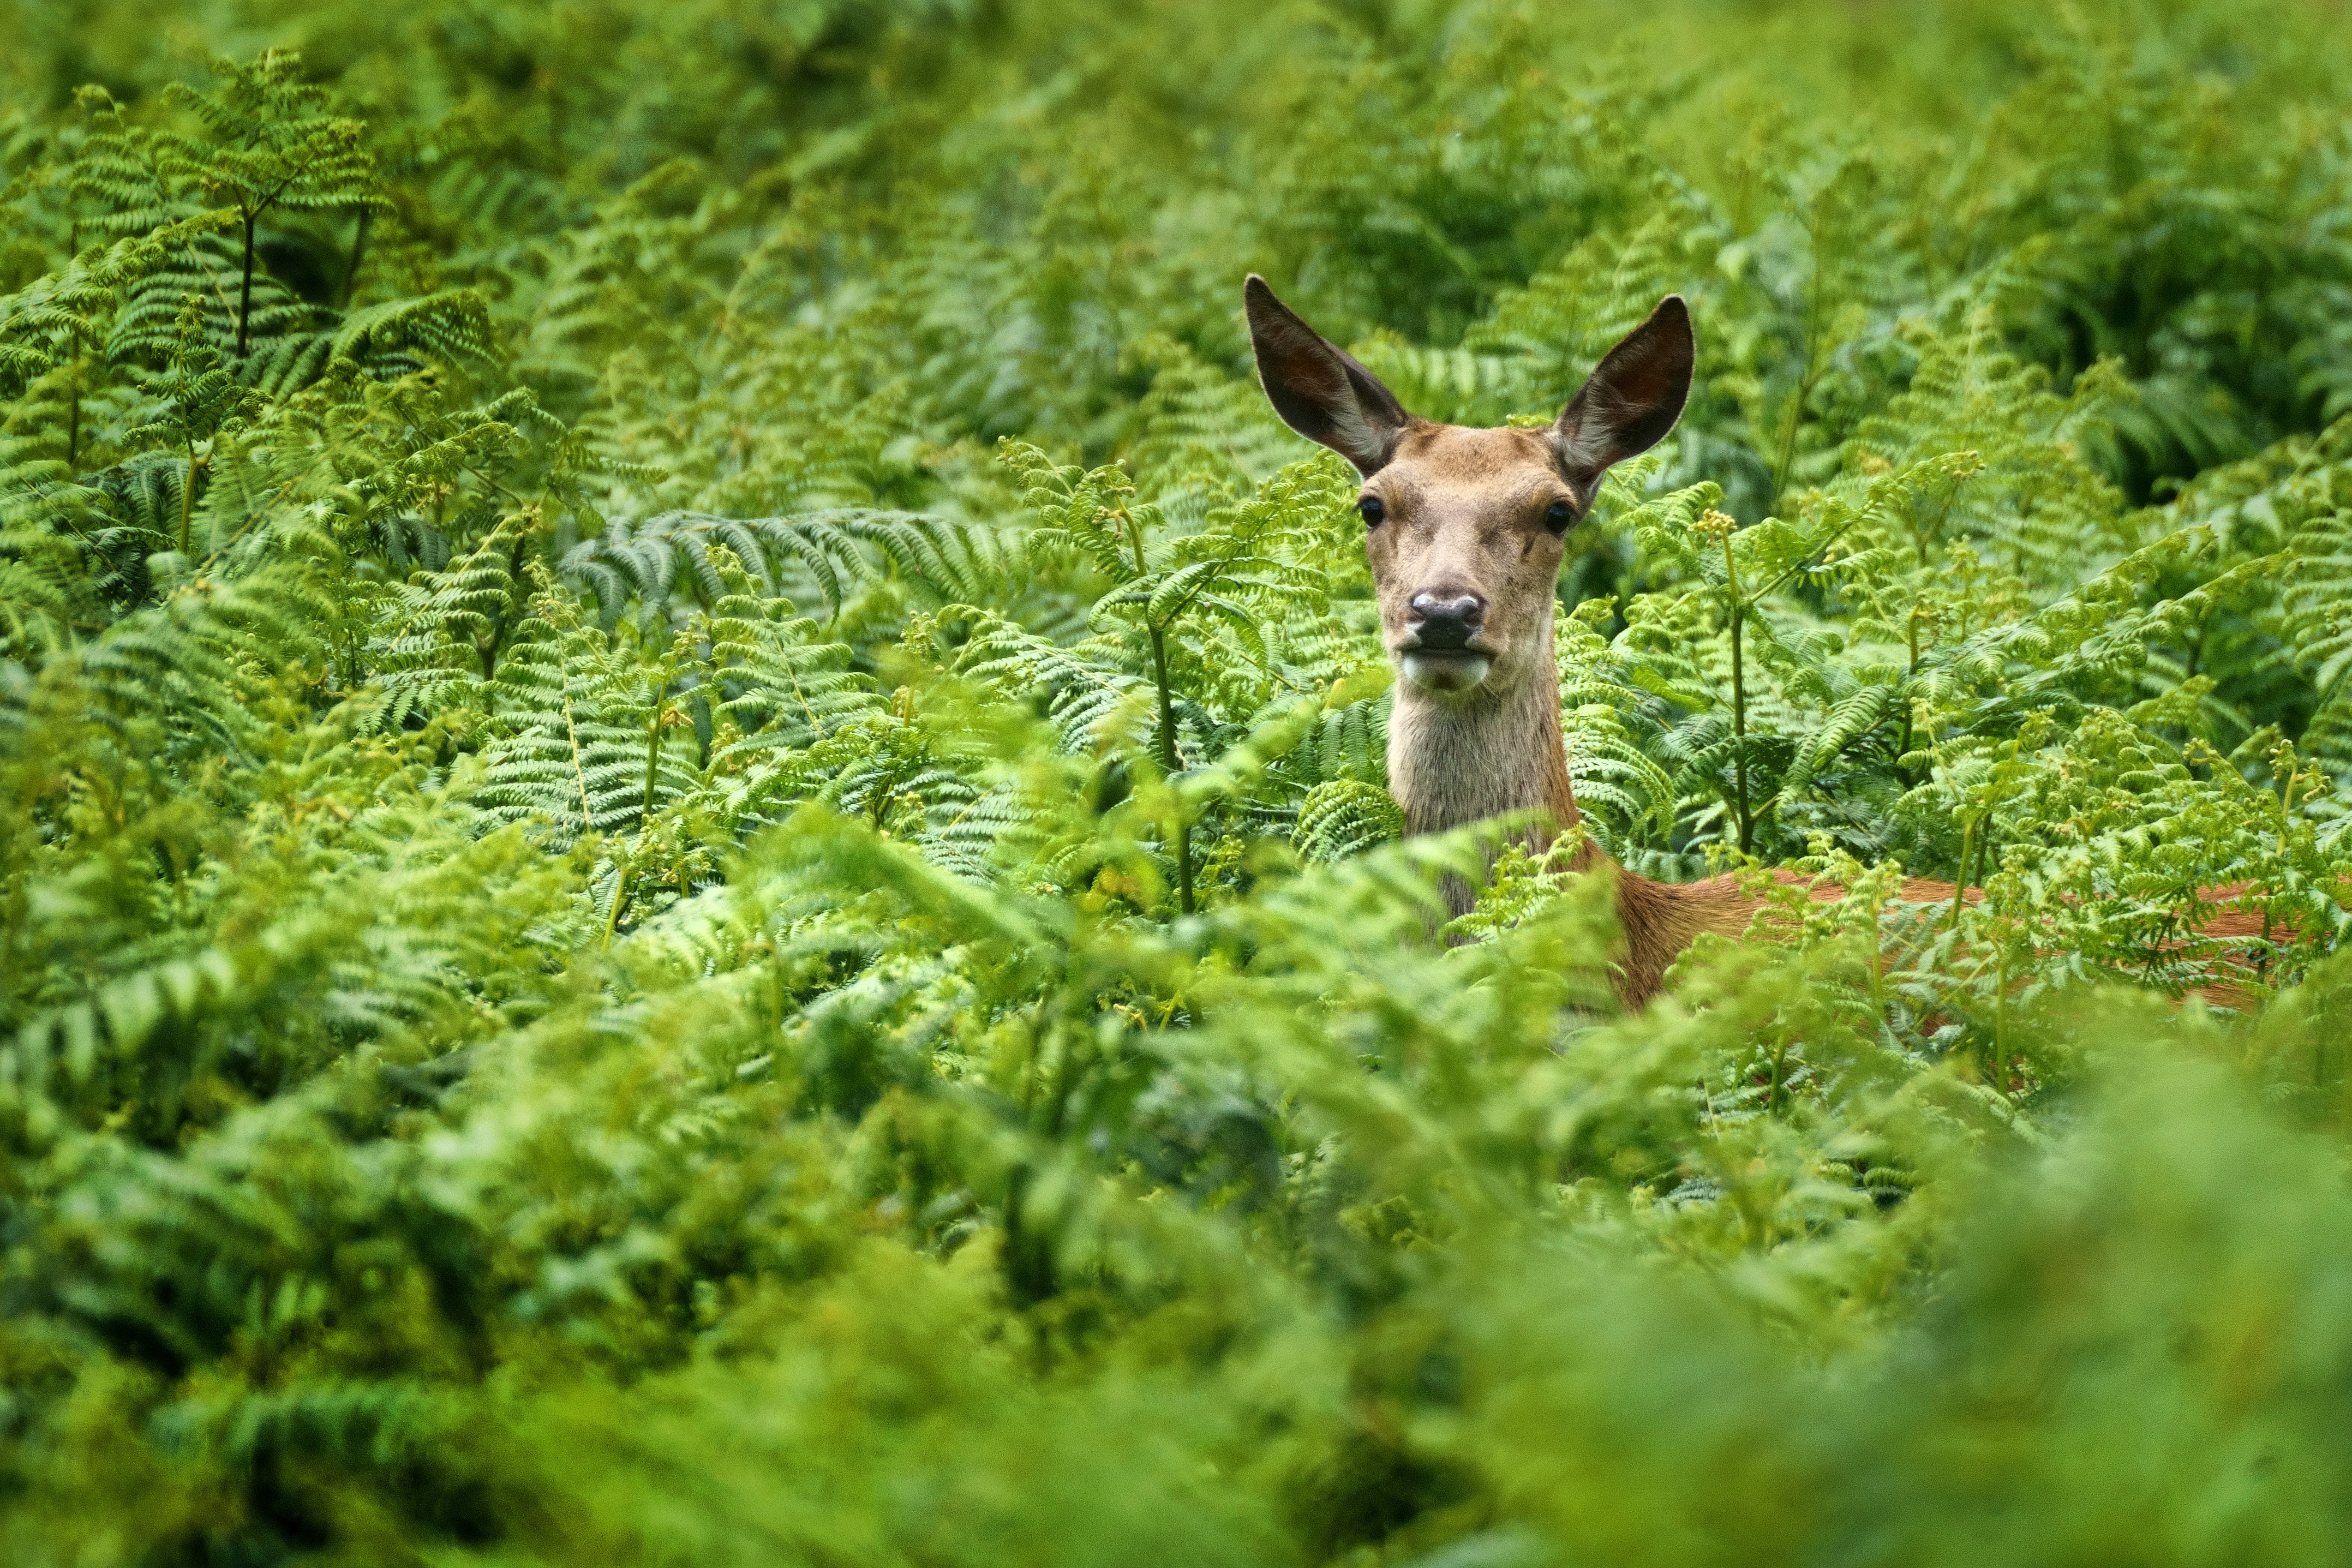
[1408, 592, 1485, 649]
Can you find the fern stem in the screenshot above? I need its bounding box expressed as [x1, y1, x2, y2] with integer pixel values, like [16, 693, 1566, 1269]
[1723, 530, 1753, 855]
[1919, 476, 1959, 568]
[1174, 813, 1194, 914]
[1148, 622, 1194, 915]
[1898, 608, 1924, 776]
[66, 345, 82, 473]
[602, 871, 629, 947]
[1949, 816, 1975, 930]
[1117, 497, 1194, 912]
[2279, 756, 2301, 855]
[1994, 941, 2009, 1066]
[179, 446, 198, 554]
[236, 210, 256, 357]
[62, 219, 81, 471]
[642, 679, 667, 820]
[562, 689, 595, 835]
[643, 715, 663, 819]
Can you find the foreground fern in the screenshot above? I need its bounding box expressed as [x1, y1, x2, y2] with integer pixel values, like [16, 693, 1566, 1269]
[5, 3, 2352, 1563]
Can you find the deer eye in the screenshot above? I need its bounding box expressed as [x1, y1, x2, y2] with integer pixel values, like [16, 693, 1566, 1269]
[1357, 496, 1386, 527]
[1544, 498, 1578, 534]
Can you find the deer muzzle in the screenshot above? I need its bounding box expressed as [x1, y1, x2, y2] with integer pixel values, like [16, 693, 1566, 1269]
[1400, 592, 1492, 693]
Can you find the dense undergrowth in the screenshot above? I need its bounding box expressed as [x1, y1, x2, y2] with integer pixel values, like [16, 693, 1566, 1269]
[6, 0, 2352, 1561]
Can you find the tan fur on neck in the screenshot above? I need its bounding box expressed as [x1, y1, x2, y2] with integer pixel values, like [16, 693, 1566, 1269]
[1387, 614, 1575, 839]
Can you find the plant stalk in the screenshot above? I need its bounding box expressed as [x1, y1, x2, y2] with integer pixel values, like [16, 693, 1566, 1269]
[1121, 498, 1194, 916]
[643, 704, 665, 819]
[179, 446, 198, 554]
[1949, 815, 1975, 929]
[1148, 622, 1194, 915]
[1897, 608, 1922, 777]
[562, 689, 595, 833]
[66, 341, 82, 472]
[237, 210, 257, 356]
[1723, 530, 1752, 854]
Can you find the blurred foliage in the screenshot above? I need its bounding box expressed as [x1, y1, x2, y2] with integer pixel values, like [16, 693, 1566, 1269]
[5, 0, 2352, 1561]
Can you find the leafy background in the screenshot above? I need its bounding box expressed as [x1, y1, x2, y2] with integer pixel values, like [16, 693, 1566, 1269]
[6, 0, 2352, 1561]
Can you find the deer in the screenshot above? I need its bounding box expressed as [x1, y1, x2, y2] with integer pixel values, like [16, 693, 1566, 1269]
[1241, 274, 2274, 1010]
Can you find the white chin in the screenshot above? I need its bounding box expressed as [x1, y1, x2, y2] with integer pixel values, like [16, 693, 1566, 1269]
[1400, 652, 1492, 694]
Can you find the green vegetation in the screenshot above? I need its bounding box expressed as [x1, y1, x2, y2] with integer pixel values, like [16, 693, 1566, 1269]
[6, 0, 2352, 1559]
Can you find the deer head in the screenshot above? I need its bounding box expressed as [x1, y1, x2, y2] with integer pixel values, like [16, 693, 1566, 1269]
[1244, 275, 1694, 840]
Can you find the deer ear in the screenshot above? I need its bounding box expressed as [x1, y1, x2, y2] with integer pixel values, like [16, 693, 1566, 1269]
[1551, 295, 1694, 490]
[1245, 274, 1412, 476]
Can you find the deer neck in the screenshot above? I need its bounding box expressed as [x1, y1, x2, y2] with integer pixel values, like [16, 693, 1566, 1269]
[1386, 616, 1586, 845]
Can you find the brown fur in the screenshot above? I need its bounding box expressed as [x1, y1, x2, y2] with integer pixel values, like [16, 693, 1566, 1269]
[1245, 275, 2273, 1010]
